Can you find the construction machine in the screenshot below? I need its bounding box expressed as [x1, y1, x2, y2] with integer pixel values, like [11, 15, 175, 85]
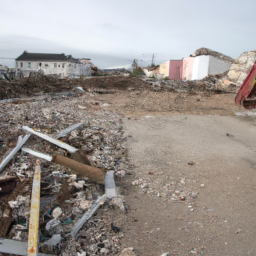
[235, 62, 256, 108]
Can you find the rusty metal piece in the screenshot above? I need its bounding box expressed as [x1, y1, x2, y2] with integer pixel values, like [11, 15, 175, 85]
[70, 150, 91, 165]
[0, 175, 17, 194]
[0, 202, 12, 237]
[21, 148, 106, 184]
[27, 160, 41, 256]
[7, 177, 33, 202]
[56, 180, 70, 202]
[52, 154, 106, 184]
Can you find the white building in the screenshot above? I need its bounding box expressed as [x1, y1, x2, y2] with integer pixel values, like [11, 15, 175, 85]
[191, 55, 233, 80]
[15, 51, 91, 78]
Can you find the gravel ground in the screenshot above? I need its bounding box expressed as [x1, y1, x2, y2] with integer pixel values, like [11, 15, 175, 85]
[116, 115, 256, 256]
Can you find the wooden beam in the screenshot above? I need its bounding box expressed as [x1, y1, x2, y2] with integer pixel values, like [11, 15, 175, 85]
[27, 160, 41, 256]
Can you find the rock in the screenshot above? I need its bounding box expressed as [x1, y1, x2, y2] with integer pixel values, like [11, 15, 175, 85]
[160, 253, 169, 256]
[77, 251, 87, 256]
[51, 207, 62, 218]
[42, 234, 62, 246]
[100, 248, 110, 255]
[119, 248, 137, 256]
[89, 244, 98, 254]
[79, 199, 93, 210]
[45, 219, 63, 236]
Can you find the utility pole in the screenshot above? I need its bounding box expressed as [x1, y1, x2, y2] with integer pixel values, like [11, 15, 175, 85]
[151, 54, 155, 66]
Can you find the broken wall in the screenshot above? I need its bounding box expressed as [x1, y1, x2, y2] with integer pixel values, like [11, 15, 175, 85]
[227, 51, 256, 87]
[208, 56, 232, 76]
[192, 56, 209, 80]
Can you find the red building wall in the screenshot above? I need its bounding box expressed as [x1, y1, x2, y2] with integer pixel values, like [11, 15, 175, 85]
[169, 60, 183, 80]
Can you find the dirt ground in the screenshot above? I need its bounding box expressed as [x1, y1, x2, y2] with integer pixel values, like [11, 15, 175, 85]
[91, 90, 242, 117]
[116, 115, 256, 255]
[94, 90, 256, 255]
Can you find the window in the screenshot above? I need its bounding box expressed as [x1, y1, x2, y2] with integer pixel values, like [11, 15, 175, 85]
[39, 63, 42, 67]
[20, 62, 23, 68]
[28, 62, 31, 68]
[62, 63, 65, 68]
[58, 64, 60, 68]
[74, 64, 76, 68]
[45, 64, 48, 68]
[54, 63, 57, 68]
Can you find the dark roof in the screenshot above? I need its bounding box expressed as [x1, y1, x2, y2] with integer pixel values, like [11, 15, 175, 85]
[15, 51, 78, 62]
[148, 65, 159, 71]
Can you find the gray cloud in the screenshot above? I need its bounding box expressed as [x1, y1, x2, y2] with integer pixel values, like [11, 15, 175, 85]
[1, 0, 256, 68]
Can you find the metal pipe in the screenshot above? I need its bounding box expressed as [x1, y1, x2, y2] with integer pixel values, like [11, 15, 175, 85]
[54, 122, 85, 139]
[22, 126, 78, 153]
[21, 148, 106, 184]
[71, 194, 107, 236]
[52, 154, 106, 184]
[22, 147, 52, 161]
[0, 134, 31, 174]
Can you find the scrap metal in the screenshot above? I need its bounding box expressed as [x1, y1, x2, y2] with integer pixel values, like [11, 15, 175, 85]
[22, 126, 78, 153]
[0, 133, 31, 174]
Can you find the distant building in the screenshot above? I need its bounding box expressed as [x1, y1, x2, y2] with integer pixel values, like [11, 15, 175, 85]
[15, 51, 91, 78]
[143, 65, 160, 78]
[159, 61, 170, 78]
[157, 48, 234, 80]
[157, 56, 233, 80]
[169, 60, 183, 80]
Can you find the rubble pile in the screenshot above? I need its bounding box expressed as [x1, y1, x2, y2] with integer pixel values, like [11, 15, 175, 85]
[0, 76, 147, 100]
[145, 72, 236, 93]
[0, 93, 132, 255]
[100, 70, 130, 77]
[91, 64, 100, 76]
[226, 50, 256, 87]
[132, 175, 200, 212]
[82, 76, 146, 91]
[191, 47, 235, 63]
[0, 74, 79, 100]
[91, 65, 130, 77]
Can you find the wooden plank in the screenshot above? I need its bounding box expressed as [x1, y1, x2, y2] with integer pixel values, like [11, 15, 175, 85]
[27, 160, 41, 256]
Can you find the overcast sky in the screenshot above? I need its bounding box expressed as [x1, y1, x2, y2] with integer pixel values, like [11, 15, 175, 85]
[0, 0, 256, 68]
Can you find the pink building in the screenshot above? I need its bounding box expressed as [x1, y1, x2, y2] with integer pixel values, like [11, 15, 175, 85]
[182, 57, 194, 80]
[169, 60, 183, 80]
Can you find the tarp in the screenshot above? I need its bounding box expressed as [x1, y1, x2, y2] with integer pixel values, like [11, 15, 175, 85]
[235, 62, 256, 108]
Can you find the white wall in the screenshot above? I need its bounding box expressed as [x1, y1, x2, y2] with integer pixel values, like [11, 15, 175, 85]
[16, 60, 91, 78]
[191, 56, 209, 80]
[208, 56, 232, 75]
[16, 61, 66, 77]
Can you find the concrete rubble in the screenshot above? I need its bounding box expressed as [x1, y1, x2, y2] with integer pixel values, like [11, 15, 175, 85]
[226, 50, 256, 87]
[190, 47, 235, 63]
[0, 91, 132, 255]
